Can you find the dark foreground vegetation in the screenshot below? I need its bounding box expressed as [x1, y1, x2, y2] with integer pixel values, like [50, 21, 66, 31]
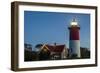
[24, 47, 90, 61]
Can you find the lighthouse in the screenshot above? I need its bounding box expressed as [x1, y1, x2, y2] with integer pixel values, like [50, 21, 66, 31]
[68, 18, 81, 58]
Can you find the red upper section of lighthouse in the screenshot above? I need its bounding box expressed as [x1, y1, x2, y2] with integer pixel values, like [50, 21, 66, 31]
[69, 26, 80, 40]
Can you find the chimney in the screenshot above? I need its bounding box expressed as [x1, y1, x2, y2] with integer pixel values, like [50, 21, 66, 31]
[54, 43, 56, 46]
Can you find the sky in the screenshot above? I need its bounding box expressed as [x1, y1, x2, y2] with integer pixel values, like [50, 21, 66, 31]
[24, 11, 90, 50]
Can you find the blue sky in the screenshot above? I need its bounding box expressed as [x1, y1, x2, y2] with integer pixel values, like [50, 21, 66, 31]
[24, 11, 90, 50]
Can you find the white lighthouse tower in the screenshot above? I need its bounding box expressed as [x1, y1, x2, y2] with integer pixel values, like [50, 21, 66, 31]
[68, 18, 81, 58]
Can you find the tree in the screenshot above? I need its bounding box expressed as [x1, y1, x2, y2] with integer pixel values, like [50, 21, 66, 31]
[38, 49, 50, 60]
[80, 47, 90, 58]
[71, 54, 78, 59]
[35, 44, 43, 48]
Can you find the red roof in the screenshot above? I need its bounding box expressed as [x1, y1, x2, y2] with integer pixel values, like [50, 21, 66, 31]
[45, 45, 66, 53]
